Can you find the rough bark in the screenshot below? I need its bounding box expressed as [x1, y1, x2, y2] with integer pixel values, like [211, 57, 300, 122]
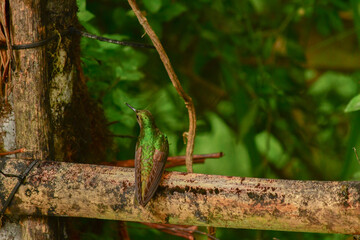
[3, 0, 110, 238]
[1, 158, 360, 235]
[8, 1, 58, 239]
[4, 0, 82, 239]
[11, 1, 52, 158]
[46, 0, 79, 163]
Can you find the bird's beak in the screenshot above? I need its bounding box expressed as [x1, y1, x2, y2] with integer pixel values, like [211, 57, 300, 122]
[125, 103, 137, 112]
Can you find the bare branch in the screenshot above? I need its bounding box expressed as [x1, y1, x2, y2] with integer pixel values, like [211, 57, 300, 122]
[105, 153, 223, 168]
[0, 148, 25, 156]
[127, 0, 196, 173]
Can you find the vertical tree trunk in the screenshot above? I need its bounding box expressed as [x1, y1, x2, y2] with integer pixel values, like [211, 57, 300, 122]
[0, 0, 109, 238]
[0, 0, 100, 238]
[7, 0, 61, 239]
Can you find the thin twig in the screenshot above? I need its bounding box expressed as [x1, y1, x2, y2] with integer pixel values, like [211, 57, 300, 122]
[0, 27, 155, 50]
[207, 226, 216, 240]
[0, 148, 25, 156]
[127, 0, 196, 173]
[103, 152, 223, 168]
[118, 221, 130, 240]
[164, 158, 204, 168]
[168, 152, 223, 161]
[107, 158, 204, 168]
[73, 28, 155, 49]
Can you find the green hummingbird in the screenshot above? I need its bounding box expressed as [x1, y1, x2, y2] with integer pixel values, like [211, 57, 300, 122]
[126, 103, 169, 207]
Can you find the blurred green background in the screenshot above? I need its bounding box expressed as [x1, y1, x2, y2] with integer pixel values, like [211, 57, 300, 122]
[75, 0, 360, 239]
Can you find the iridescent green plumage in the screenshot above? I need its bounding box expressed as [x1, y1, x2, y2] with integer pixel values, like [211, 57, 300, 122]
[126, 103, 169, 207]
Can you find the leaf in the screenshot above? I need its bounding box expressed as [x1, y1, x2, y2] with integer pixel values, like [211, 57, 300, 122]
[286, 40, 305, 62]
[158, 3, 187, 21]
[78, 10, 95, 23]
[143, 0, 162, 13]
[191, 113, 251, 177]
[328, 10, 343, 31]
[316, 9, 331, 36]
[76, 0, 86, 12]
[115, 66, 144, 81]
[76, 0, 95, 23]
[104, 106, 123, 122]
[345, 94, 360, 112]
[255, 131, 287, 168]
[250, 0, 267, 13]
[262, 37, 274, 59]
[239, 103, 258, 139]
[309, 71, 357, 97]
[200, 29, 218, 42]
[121, 48, 147, 69]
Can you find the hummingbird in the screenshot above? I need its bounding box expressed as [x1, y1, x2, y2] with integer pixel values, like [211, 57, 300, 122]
[126, 103, 169, 207]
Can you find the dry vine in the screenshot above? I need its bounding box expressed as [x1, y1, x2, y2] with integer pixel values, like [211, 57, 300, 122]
[127, 0, 196, 173]
[0, 0, 13, 104]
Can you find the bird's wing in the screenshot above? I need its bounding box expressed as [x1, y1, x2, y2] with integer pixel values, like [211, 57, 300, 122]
[142, 137, 169, 206]
[134, 143, 144, 206]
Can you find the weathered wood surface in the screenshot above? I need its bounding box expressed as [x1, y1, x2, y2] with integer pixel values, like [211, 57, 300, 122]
[10, 0, 64, 238]
[1, 158, 359, 235]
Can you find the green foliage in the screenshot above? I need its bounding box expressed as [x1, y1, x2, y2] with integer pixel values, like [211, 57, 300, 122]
[345, 94, 360, 112]
[76, 0, 360, 239]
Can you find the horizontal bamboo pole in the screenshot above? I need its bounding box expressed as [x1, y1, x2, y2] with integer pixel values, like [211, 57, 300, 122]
[0, 158, 359, 234]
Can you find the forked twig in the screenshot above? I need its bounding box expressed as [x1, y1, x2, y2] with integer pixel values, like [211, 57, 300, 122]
[127, 0, 196, 173]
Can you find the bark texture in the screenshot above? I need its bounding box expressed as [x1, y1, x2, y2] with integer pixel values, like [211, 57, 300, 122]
[9, 1, 57, 239]
[11, 0, 52, 160]
[4, 0, 110, 238]
[1, 158, 360, 235]
[5, 0, 82, 238]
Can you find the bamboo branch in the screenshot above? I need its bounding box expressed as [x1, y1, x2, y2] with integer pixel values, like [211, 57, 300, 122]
[1, 158, 360, 234]
[127, 0, 196, 173]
